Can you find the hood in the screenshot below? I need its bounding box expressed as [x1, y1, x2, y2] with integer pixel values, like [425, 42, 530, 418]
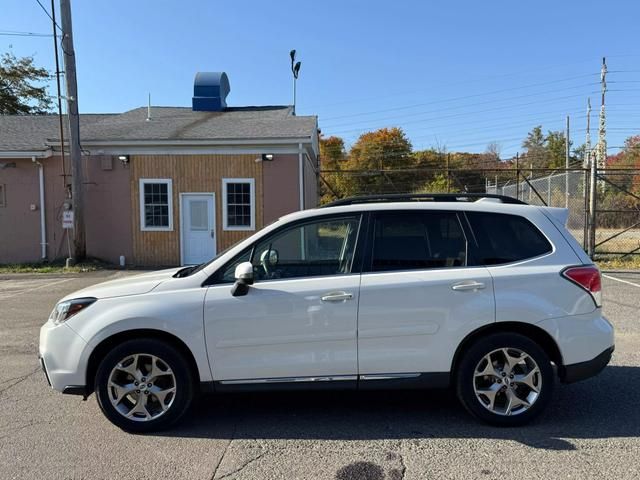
[61, 267, 183, 301]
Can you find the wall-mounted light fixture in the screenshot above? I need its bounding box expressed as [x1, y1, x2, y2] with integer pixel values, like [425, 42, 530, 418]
[255, 154, 274, 163]
[117, 155, 130, 166]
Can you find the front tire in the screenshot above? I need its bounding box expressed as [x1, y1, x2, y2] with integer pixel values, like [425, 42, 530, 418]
[456, 333, 554, 426]
[95, 339, 194, 433]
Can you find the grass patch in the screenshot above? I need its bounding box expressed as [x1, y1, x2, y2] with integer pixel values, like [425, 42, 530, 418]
[595, 255, 640, 271]
[0, 259, 112, 274]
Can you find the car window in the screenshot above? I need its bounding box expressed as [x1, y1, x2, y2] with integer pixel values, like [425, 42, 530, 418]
[251, 216, 361, 281]
[466, 212, 552, 265]
[219, 249, 252, 283]
[371, 211, 466, 272]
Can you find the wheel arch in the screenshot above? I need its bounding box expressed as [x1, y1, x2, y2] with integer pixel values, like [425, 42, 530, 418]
[86, 329, 201, 395]
[451, 322, 564, 380]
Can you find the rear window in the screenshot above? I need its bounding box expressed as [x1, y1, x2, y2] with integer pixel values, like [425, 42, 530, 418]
[370, 211, 467, 271]
[466, 212, 552, 265]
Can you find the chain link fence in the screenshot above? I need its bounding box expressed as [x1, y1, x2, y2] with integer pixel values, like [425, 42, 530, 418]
[488, 170, 588, 249]
[319, 166, 640, 257]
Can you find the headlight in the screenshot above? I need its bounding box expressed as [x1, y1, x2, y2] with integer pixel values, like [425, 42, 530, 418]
[49, 297, 97, 325]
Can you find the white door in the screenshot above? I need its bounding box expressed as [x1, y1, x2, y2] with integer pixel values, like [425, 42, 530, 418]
[203, 214, 362, 383]
[181, 194, 216, 265]
[357, 211, 495, 377]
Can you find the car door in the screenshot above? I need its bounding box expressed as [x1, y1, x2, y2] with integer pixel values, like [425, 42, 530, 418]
[203, 213, 363, 385]
[357, 210, 495, 382]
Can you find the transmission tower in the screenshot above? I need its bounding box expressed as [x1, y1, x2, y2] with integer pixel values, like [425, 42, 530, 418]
[584, 98, 592, 169]
[596, 57, 607, 189]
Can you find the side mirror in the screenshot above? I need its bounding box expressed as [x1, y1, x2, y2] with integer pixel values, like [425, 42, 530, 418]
[231, 261, 254, 297]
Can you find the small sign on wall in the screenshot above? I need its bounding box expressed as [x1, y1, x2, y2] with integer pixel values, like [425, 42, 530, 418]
[62, 210, 74, 229]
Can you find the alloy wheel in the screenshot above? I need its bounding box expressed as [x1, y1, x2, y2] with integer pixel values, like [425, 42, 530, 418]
[107, 353, 177, 422]
[473, 347, 542, 416]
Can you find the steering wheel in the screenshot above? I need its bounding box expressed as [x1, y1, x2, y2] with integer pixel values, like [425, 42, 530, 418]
[259, 249, 278, 278]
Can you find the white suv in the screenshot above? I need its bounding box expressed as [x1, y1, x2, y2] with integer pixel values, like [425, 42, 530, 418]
[39, 194, 614, 432]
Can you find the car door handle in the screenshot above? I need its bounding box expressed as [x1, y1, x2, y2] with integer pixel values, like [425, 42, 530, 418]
[451, 281, 486, 291]
[321, 291, 354, 302]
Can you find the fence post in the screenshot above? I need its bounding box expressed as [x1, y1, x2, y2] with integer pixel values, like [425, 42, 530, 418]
[547, 174, 551, 205]
[515, 153, 520, 200]
[446, 153, 450, 193]
[588, 155, 597, 258]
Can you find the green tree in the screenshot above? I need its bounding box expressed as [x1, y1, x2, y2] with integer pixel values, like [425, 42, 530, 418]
[545, 130, 571, 168]
[0, 52, 52, 114]
[522, 126, 547, 166]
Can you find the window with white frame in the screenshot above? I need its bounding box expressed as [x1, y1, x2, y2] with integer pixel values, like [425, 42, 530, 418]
[222, 178, 255, 231]
[139, 179, 173, 231]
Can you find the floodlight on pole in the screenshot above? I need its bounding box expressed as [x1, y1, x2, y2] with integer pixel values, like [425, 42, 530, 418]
[290, 49, 301, 115]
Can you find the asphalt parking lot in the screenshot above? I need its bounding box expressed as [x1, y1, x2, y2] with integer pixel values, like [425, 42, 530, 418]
[0, 270, 639, 480]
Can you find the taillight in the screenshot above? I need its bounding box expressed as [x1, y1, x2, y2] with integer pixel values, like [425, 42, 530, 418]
[562, 265, 602, 307]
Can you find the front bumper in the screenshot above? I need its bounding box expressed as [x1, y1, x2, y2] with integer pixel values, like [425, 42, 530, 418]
[561, 346, 614, 383]
[39, 320, 89, 393]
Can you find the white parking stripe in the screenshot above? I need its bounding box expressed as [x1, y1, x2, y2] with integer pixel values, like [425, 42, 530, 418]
[0, 278, 74, 299]
[602, 274, 640, 288]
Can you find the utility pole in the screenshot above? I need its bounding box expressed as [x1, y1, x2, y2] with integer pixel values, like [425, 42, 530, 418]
[60, 0, 85, 261]
[596, 57, 607, 190]
[565, 115, 570, 208]
[50, 0, 67, 192]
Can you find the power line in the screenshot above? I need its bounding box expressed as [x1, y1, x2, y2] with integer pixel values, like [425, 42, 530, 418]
[34, 0, 62, 31]
[0, 30, 54, 37]
[321, 75, 600, 122]
[327, 92, 598, 136]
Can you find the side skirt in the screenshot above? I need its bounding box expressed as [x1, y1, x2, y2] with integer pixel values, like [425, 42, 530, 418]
[201, 372, 450, 394]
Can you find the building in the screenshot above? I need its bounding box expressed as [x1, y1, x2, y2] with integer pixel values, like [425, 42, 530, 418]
[0, 72, 319, 266]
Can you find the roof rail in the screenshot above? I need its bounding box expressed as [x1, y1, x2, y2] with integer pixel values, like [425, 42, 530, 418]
[322, 193, 527, 208]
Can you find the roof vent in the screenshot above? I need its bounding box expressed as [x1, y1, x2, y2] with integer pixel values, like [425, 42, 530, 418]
[192, 72, 230, 112]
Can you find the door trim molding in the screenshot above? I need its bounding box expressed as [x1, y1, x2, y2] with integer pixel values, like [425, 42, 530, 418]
[205, 372, 450, 394]
[219, 375, 358, 385]
[179, 192, 216, 266]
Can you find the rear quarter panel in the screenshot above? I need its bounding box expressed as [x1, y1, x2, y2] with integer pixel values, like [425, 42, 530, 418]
[489, 209, 597, 324]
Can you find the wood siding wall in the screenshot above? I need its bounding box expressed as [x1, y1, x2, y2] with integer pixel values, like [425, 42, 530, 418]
[131, 154, 263, 266]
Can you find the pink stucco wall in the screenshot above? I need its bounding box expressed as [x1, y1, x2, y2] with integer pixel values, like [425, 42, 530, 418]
[262, 153, 319, 225]
[0, 158, 44, 263]
[84, 156, 133, 264]
[0, 155, 132, 265]
[262, 154, 300, 224]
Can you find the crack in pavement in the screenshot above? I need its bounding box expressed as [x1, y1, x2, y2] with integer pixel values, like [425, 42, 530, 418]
[0, 367, 40, 397]
[215, 451, 267, 480]
[0, 419, 52, 441]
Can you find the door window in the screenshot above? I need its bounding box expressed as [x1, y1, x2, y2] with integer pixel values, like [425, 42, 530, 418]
[370, 211, 467, 272]
[189, 200, 209, 231]
[252, 216, 361, 281]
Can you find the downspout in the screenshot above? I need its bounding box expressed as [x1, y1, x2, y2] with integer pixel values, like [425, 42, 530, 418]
[298, 143, 304, 210]
[33, 157, 47, 260]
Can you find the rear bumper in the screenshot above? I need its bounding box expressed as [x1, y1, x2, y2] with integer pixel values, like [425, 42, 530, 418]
[561, 346, 614, 383]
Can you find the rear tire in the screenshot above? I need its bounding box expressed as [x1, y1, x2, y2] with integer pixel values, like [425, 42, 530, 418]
[95, 339, 194, 433]
[456, 332, 554, 426]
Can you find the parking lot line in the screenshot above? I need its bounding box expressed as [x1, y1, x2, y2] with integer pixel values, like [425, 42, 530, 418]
[603, 274, 640, 288]
[0, 278, 73, 299]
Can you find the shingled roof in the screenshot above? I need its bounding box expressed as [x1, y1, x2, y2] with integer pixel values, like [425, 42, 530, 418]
[0, 106, 317, 152]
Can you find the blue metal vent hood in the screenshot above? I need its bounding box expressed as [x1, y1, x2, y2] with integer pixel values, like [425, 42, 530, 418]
[192, 72, 230, 111]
